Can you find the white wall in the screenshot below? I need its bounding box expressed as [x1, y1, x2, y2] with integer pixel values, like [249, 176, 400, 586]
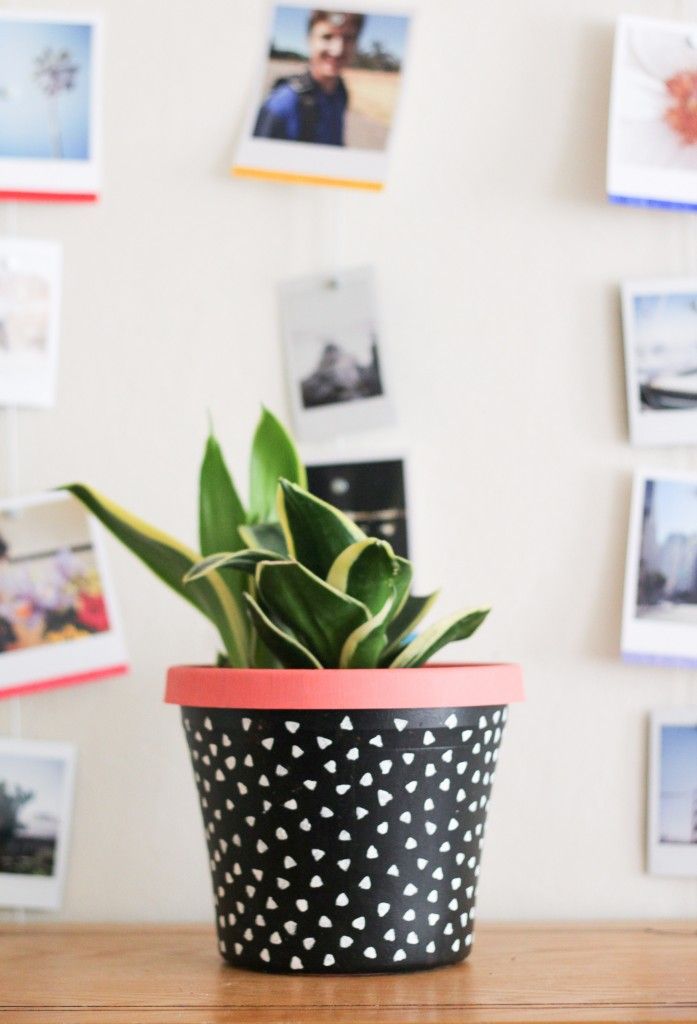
[2, 0, 697, 922]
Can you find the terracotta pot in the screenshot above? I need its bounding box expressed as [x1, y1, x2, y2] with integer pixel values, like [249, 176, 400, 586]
[165, 663, 523, 974]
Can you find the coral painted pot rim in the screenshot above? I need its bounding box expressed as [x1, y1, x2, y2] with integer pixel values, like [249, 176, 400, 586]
[165, 662, 524, 711]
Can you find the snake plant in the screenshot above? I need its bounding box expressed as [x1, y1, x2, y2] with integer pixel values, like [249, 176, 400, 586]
[65, 409, 489, 669]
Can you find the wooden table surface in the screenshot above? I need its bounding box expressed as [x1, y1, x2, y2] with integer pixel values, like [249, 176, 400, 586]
[1, 921, 695, 1023]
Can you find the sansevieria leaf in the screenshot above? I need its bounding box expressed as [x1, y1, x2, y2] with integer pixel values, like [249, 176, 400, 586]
[184, 548, 284, 583]
[381, 591, 439, 664]
[389, 608, 490, 669]
[340, 594, 394, 669]
[199, 431, 246, 556]
[277, 480, 365, 580]
[238, 522, 288, 556]
[255, 559, 368, 667]
[63, 483, 248, 667]
[326, 538, 399, 615]
[243, 593, 321, 669]
[248, 408, 307, 523]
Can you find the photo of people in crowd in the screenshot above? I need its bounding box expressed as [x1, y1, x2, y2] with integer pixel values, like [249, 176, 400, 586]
[0, 492, 127, 698]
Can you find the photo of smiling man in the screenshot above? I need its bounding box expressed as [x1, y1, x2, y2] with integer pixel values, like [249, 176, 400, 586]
[234, 4, 411, 190]
[254, 11, 363, 146]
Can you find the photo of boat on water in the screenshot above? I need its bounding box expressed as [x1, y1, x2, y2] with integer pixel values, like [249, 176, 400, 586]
[622, 279, 697, 445]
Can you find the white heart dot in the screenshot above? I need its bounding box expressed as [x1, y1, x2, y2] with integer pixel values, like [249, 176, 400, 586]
[284, 920, 297, 935]
[283, 799, 298, 811]
[403, 882, 418, 896]
[364, 946, 377, 959]
[323, 953, 335, 966]
[284, 856, 297, 869]
[292, 745, 304, 758]
[225, 756, 236, 770]
[394, 948, 406, 961]
[387, 864, 400, 877]
[403, 908, 416, 921]
[428, 913, 440, 926]
[261, 737, 274, 750]
[384, 927, 396, 941]
[352, 916, 366, 930]
[340, 936, 353, 948]
[259, 775, 270, 787]
[426, 940, 436, 953]
[394, 718, 407, 731]
[320, 806, 334, 818]
[406, 931, 418, 944]
[275, 765, 288, 777]
[346, 747, 359, 761]
[312, 848, 325, 861]
[356, 807, 369, 819]
[270, 932, 281, 945]
[260, 948, 270, 962]
[336, 784, 350, 794]
[449, 898, 458, 910]
[339, 829, 351, 841]
[377, 902, 390, 917]
[405, 781, 418, 793]
[338, 858, 351, 870]
[336, 893, 349, 906]
[427, 889, 438, 903]
[317, 736, 332, 749]
[379, 760, 393, 774]
[242, 718, 251, 731]
[377, 821, 389, 835]
[417, 857, 428, 870]
[359, 875, 372, 889]
[290, 956, 303, 970]
[266, 897, 278, 909]
[296, 898, 309, 912]
[378, 789, 393, 806]
[303, 937, 315, 950]
[340, 715, 353, 730]
[439, 779, 451, 792]
[244, 754, 254, 767]
[366, 845, 378, 859]
[204, 717, 213, 731]
[276, 827, 288, 841]
[303, 780, 317, 791]
[324, 760, 337, 773]
[310, 875, 323, 888]
[300, 818, 312, 831]
[424, 798, 434, 811]
[425, 821, 437, 835]
[405, 837, 417, 850]
[359, 772, 373, 786]
[277, 877, 289, 890]
[402, 752, 414, 764]
[432, 867, 444, 880]
[285, 721, 300, 733]
[369, 735, 383, 747]
[319, 915, 332, 927]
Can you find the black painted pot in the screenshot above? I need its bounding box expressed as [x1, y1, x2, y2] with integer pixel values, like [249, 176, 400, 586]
[166, 664, 523, 974]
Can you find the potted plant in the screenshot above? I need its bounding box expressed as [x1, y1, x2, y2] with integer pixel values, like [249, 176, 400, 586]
[66, 409, 523, 974]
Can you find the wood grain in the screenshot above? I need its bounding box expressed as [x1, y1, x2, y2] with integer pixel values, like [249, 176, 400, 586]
[1, 921, 695, 1023]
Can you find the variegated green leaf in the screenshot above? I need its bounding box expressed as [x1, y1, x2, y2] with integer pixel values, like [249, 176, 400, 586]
[243, 593, 321, 669]
[238, 521, 288, 555]
[63, 484, 248, 666]
[184, 548, 284, 583]
[199, 431, 246, 556]
[389, 607, 490, 669]
[277, 479, 365, 580]
[340, 594, 394, 669]
[326, 538, 400, 615]
[248, 408, 307, 523]
[255, 559, 368, 667]
[382, 591, 439, 664]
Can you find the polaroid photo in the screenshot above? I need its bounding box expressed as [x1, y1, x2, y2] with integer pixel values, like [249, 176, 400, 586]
[622, 279, 697, 446]
[621, 470, 697, 667]
[232, 4, 412, 191]
[0, 738, 76, 909]
[648, 708, 697, 877]
[0, 491, 128, 699]
[0, 12, 102, 201]
[306, 455, 409, 557]
[279, 266, 395, 441]
[608, 15, 697, 211]
[0, 239, 62, 409]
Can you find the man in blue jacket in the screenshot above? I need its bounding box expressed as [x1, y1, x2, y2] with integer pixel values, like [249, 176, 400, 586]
[254, 10, 365, 146]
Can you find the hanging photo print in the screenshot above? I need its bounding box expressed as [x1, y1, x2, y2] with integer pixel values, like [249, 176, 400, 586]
[279, 266, 395, 441]
[0, 239, 62, 408]
[233, 4, 412, 190]
[306, 456, 408, 557]
[622, 471, 697, 666]
[608, 15, 697, 211]
[647, 708, 697, 877]
[0, 738, 76, 910]
[0, 492, 127, 699]
[0, 12, 102, 201]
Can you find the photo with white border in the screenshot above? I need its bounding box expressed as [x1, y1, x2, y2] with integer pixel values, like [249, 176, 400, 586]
[0, 11, 102, 201]
[232, 3, 412, 190]
[622, 470, 697, 666]
[647, 708, 697, 877]
[608, 15, 697, 210]
[0, 239, 62, 408]
[279, 266, 395, 441]
[0, 491, 128, 698]
[0, 738, 76, 910]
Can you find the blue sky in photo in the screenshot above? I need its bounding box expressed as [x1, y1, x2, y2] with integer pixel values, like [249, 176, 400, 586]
[0, 19, 92, 160]
[270, 6, 409, 61]
[649, 478, 697, 544]
[634, 292, 697, 347]
[659, 725, 697, 843]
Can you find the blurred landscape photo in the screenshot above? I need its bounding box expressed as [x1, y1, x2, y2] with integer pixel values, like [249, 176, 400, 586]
[0, 749, 66, 877]
[659, 723, 697, 846]
[637, 478, 697, 624]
